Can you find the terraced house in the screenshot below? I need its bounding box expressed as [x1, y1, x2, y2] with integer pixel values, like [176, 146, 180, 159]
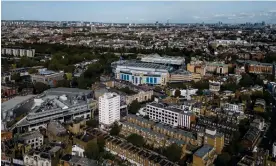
[104, 135, 177, 166]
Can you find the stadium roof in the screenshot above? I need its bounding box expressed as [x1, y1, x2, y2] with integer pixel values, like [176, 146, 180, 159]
[141, 53, 185, 65]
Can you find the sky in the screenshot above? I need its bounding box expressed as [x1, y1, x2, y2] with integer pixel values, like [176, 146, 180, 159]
[2, 1, 276, 23]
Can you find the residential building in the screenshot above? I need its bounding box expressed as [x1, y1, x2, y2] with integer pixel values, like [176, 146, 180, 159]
[250, 118, 265, 131]
[237, 155, 255, 166]
[242, 126, 261, 150]
[47, 121, 67, 136]
[236, 60, 273, 75]
[104, 135, 177, 166]
[209, 81, 221, 92]
[223, 103, 244, 114]
[23, 146, 61, 166]
[31, 68, 64, 87]
[19, 131, 44, 149]
[60, 154, 98, 166]
[268, 82, 276, 97]
[204, 128, 224, 154]
[192, 145, 217, 166]
[2, 48, 35, 57]
[99, 93, 120, 126]
[273, 142, 276, 158]
[187, 61, 228, 76]
[254, 99, 266, 112]
[122, 115, 199, 148]
[146, 102, 196, 128]
[72, 144, 85, 157]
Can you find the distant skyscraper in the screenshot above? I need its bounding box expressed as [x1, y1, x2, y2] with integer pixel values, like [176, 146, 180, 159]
[91, 25, 96, 32]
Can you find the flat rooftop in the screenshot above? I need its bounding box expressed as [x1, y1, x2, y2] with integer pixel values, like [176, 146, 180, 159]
[194, 145, 214, 158]
[1, 95, 36, 112]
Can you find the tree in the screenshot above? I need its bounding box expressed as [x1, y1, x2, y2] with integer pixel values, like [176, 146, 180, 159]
[56, 79, 70, 88]
[215, 152, 231, 165]
[97, 136, 105, 153]
[163, 143, 182, 162]
[28, 68, 38, 74]
[128, 100, 142, 114]
[86, 119, 99, 128]
[110, 122, 121, 136]
[126, 134, 145, 147]
[85, 140, 100, 160]
[33, 82, 50, 94]
[11, 73, 21, 83]
[174, 89, 181, 98]
[239, 74, 254, 88]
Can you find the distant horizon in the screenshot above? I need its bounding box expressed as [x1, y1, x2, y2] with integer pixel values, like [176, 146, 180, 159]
[1, 19, 271, 25]
[2, 1, 276, 23]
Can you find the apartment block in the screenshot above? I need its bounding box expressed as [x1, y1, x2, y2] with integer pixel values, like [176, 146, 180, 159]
[204, 129, 224, 154]
[146, 102, 196, 129]
[19, 131, 44, 149]
[99, 93, 120, 126]
[192, 145, 217, 166]
[2, 48, 35, 57]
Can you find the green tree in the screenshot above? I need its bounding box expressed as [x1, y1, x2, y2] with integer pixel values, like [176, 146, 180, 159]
[86, 119, 99, 128]
[85, 140, 100, 160]
[11, 73, 21, 83]
[163, 143, 182, 162]
[174, 89, 181, 98]
[56, 79, 71, 88]
[239, 74, 254, 88]
[33, 82, 50, 94]
[128, 100, 142, 114]
[126, 134, 145, 147]
[110, 122, 121, 136]
[28, 68, 38, 74]
[97, 136, 106, 153]
[215, 152, 231, 165]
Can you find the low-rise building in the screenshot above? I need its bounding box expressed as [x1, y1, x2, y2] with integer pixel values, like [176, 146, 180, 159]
[104, 135, 177, 166]
[31, 68, 64, 87]
[192, 145, 217, 166]
[23, 146, 61, 166]
[242, 127, 261, 150]
[146, 102, 196, 128]
[254, 99, 266, 112]
[237, 155, 255, 166]
[72, 144, 85, 157]
[47, 121, 67, 137]
[204, 129, 224, 154]
[19, 131, 44, 149]
[60, 154, 98, 166]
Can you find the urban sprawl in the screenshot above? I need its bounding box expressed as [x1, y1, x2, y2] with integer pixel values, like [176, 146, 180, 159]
[1, 20, 276, 166]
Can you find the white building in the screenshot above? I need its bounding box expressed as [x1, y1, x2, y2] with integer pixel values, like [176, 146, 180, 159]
[273, 142, 276, 158]
[209, 80, 221, 92]
[171, 88, 198, 100]
[223, 103, 244, 114]
[72, 144, 85, 157]
[146, 102, 195, 128]
[2, 48, 35, 57]
[99, 93, 120, 126]
[24, 152, 51, 166]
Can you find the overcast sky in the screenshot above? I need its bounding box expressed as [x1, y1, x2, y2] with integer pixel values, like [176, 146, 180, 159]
[2, 1, 276, 23]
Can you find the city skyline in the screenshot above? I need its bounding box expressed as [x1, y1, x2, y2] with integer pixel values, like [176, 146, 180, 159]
[2, 1, 276, 23]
